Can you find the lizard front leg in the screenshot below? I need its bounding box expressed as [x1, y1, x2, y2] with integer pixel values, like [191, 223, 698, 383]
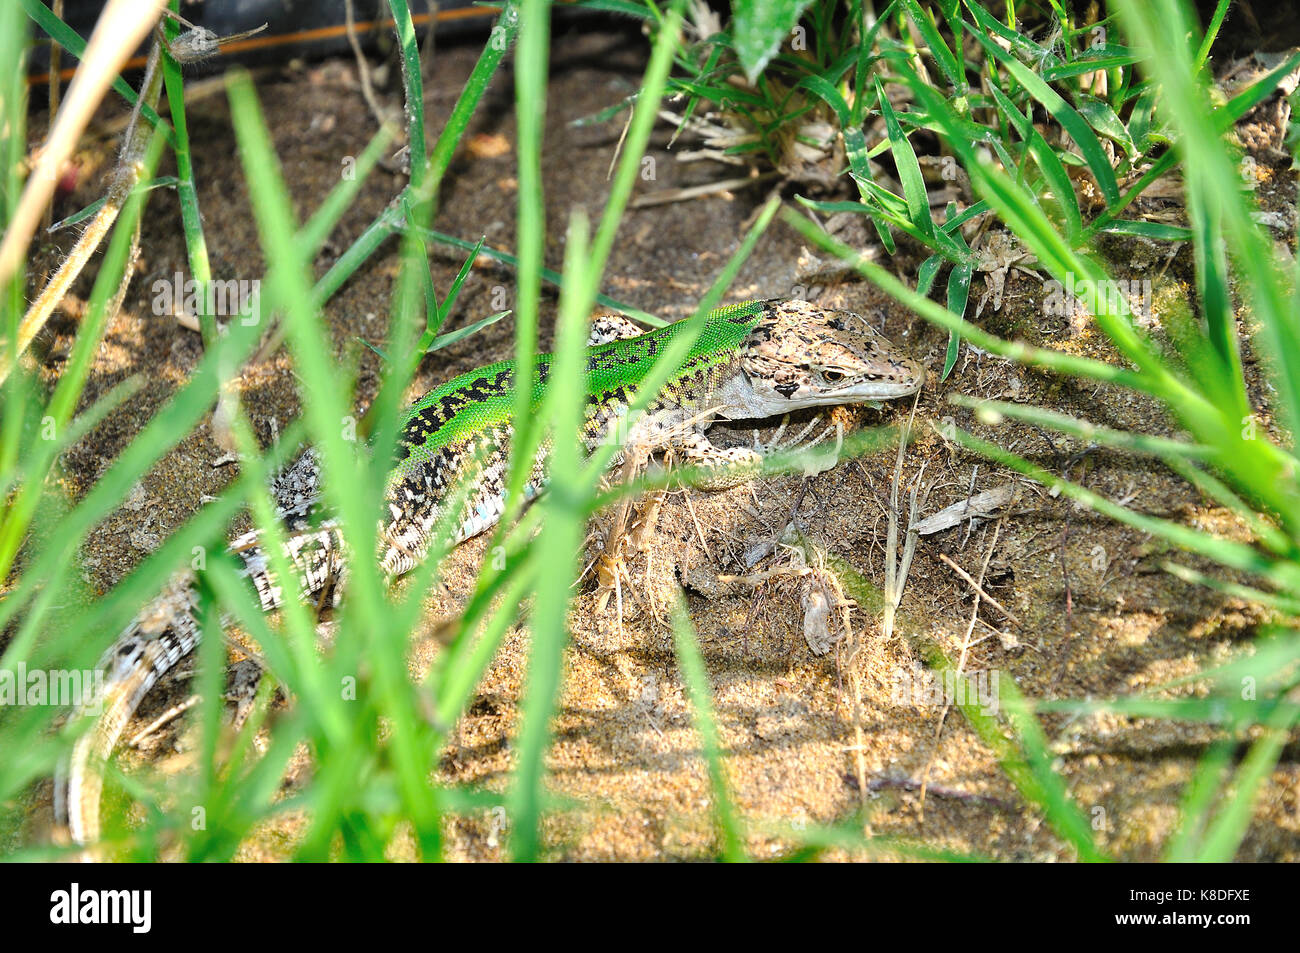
[675, 413, 844, 490]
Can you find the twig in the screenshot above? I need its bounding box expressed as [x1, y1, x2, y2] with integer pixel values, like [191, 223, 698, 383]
[919, 519, 1004, 814]
[345, 0, 398, 136]
[936, 551, 1020, 625]
[680, 486, 713, 562]
[882, 390, 924, 640]
[866, 775, 1017, 812]
[128, 694, 201, 747]
[631, 172, 781, 208]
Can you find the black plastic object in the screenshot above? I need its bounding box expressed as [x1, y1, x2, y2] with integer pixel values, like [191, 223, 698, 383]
[27, 0, 495, 82]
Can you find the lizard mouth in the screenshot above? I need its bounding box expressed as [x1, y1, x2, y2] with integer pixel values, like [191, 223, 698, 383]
[800, 370, 924, 405]
[725, 367, 923, 418]
[840, 376, 924, 401]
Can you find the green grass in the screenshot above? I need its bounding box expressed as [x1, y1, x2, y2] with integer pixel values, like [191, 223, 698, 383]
[160, 0, 215, 346]
[4, 0, 1299, 862]
[782, 0, 1300, 861]
[629, 0, 1300, 861]
[671, 597, 747, 862]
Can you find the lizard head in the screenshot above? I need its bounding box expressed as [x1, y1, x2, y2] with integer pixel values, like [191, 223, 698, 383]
[732, 299, 924, 414]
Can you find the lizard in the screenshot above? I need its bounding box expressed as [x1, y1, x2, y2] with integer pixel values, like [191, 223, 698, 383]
[54, 297, 924, 850]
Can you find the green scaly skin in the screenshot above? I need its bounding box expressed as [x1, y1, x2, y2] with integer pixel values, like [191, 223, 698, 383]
[380, 300, 768, 572]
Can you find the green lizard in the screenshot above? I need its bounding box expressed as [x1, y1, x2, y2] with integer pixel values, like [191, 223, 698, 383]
[56, 297, 923, 849]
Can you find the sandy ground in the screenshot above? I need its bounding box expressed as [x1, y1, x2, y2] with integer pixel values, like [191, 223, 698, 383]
[18, 21, 1300, 860]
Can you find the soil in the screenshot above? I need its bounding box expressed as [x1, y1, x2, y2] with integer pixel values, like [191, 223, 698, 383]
[19, 20, 1300, 861]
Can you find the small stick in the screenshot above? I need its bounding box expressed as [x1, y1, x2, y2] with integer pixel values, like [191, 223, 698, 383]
[866, 775, 1016, 812]
[680, 487, 713, 562]
[128, 694, 201, 747]
[631, 172, 781, 208]
[936, 551, 1020, 625]
[919, 521, 1004, 813]
[344, 0, 398, 136]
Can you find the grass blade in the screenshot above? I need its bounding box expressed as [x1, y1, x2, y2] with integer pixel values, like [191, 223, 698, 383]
[671, 596, 747, 861]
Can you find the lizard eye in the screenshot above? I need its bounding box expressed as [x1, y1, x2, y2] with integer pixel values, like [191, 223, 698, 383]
[821, 369, 846, 384]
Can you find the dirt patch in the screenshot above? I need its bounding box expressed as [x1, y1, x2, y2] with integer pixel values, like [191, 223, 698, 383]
[23, 22, 1300, 861]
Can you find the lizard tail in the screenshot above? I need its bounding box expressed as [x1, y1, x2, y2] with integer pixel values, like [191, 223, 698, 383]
[56, 518, 350, 851]
[56, 572, 201, 851]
